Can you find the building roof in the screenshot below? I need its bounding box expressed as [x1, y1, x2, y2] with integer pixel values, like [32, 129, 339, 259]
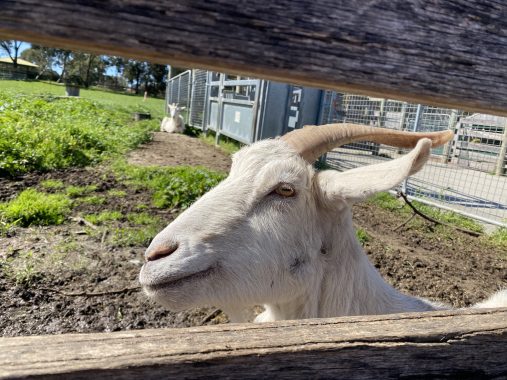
[0, 57, 38, 68]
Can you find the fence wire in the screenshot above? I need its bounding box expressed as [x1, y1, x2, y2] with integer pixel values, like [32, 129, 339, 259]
[189, 69, 207, 129]
[166, 70, 192, 124]
[321, 92, 507, 227]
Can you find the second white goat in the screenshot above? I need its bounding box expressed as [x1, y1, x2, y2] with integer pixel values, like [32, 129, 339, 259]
[161, 103, 185, 133]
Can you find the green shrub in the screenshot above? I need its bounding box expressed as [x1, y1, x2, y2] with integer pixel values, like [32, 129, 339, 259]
[0, 189, 71, 226]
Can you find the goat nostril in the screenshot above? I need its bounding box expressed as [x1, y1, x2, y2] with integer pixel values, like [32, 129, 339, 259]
[146, 243, 179, 262]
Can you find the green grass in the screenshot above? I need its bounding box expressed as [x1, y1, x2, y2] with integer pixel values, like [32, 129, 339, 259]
[368, 192, 484, 233]
[112, 225, 161, 247]
[107, 189, 127, 197]
[0, 250, 41, 285]
[356, 228, 371, 245]
[486, 228, 507, 250]
[199, 132, 242, 155]
[40, 179, 65, 190]
[65, 185, 98, 197]
[78, 195, 106, 205]
[127, 212, 160, 225]
[368, 192, 406, 213]
[0, 80, 165, 118]
[0, 189, 71, 227]
[84, 210, 123, 225]
[113, 160, 226, 209]
[0, 81, 161, 176]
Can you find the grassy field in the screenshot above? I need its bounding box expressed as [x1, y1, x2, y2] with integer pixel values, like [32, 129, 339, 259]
[0, 80, 168, 176]
[0, 80, 165, 118]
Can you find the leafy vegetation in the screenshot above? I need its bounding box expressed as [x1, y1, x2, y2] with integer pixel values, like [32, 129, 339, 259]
[78, 195, 106, 205]
[486, 228, 507, 251]
[199, 132, 242, 155]
[84, 210, 123, 225]
[65, 185, 98, 198]
[368, 192, 484, 234]
[0, 81, 165, 118]
[113, 161, 226, 209]
[0, 189, 71, 227]
[0, 250, 41, 286]
[0, 88, 160, 176]
[40, 179, 65, 190]
[356, 228, 371, 245]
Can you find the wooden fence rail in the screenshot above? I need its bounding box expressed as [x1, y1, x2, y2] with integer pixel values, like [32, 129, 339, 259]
[1, 1, 507, 116]
[1, 308, 506, 379]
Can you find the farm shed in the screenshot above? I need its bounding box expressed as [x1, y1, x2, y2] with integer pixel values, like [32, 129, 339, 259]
[167, 70, 322, 144]
[0, 0, 507, 378]
[0, 57, 38, 80]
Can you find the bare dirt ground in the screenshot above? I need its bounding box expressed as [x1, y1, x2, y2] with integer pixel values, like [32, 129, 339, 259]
[1, 133, 505, 336]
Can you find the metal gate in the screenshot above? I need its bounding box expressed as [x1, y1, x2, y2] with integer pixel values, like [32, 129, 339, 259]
[205, 73, 261, 144]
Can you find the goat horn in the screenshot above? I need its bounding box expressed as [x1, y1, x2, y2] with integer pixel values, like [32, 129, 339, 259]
[281, 123, 454, 163]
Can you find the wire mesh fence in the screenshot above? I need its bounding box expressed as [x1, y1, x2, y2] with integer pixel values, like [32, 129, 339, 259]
[189, 69, 207, 129]
[166, 70, 192, 124]
[321, 92, 507, 227]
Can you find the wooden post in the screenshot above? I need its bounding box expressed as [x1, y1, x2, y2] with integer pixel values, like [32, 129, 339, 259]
[0, 308, 505, 379]
[1, 1, 507, 116]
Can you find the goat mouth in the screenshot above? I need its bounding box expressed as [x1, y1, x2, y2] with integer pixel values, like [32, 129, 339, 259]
[143, 266, 216, 291]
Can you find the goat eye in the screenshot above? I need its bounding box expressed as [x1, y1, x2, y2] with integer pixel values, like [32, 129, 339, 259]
[274, 183, 295, 197]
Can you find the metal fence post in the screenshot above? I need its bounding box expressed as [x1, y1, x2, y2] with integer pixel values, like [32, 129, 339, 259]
[496, 119, 507, 176]
[402, 104, 423, 194]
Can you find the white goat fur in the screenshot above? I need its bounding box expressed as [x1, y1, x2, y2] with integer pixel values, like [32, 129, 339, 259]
[161, 103, 185, 133]
[140, 137, 507, 322]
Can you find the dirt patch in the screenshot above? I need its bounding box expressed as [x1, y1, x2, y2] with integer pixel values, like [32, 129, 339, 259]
[127, 132, 231, 172]
[1, 133, 505, 337]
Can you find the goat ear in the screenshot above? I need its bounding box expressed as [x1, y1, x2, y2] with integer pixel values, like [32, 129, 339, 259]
[317, 138, 432, 204]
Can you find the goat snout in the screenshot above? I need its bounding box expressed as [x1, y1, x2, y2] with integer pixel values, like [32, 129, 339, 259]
[146, 242, 179, 262]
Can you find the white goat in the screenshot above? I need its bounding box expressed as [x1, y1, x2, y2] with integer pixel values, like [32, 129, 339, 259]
[139, 124, 507, 322]
[160, 103, 185, 133]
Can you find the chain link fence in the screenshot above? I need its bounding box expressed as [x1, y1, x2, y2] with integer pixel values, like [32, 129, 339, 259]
[321, 92, 507, 227]
[166, 70, 192, 124]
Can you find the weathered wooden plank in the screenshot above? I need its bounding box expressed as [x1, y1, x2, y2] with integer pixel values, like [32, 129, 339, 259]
[1, 1, 507, 115]
[1, 308, 506, 379]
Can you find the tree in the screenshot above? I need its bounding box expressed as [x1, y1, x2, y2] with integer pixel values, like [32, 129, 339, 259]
[124, 60, 147, 94]
[66, 52, 108, 87]
[53, 49, 72, 83]
[144, 63, 168, 96]
[20, 45, 56, 79]
[0, 40, 22, 68]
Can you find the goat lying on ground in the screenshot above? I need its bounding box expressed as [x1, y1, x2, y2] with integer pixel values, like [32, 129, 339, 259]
[140, 124, 507, 322]
[160, 103, 185, 133]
